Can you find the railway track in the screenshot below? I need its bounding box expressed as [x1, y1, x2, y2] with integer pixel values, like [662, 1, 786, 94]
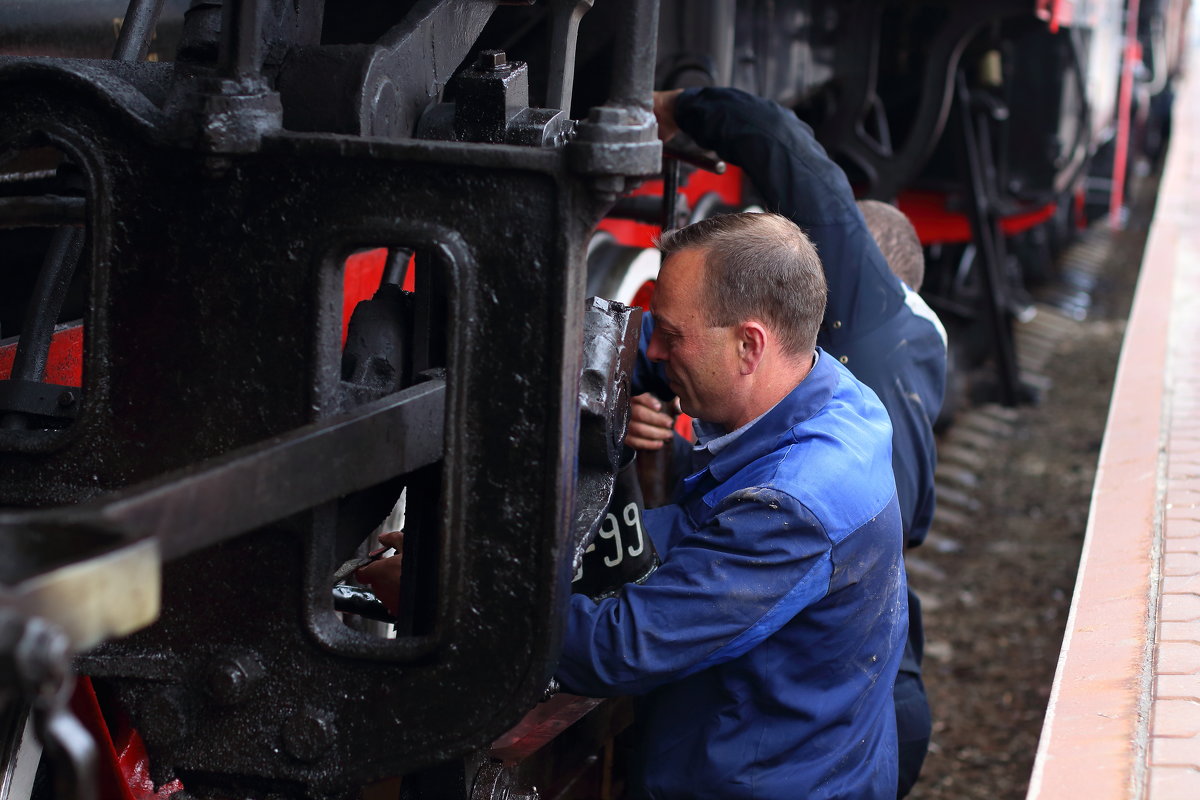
[908, 177, 1157, 799]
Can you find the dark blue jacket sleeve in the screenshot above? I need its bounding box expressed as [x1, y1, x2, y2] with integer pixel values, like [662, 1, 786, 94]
[674, 87, 906, 343]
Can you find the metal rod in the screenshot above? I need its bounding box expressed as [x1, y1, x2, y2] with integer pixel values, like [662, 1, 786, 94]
[608, 195, 675, 225]
[383, 247, 414, 287]
[607, 0, 661, 109]
[6, 229, 83, 384]
[219, 0, 264, 78]
[664, 142, 726, 174]
[660, 158, 681, 231]
[955, 71, 1021, 406]
[0, 196, 86, 229]
[1108, 0, 1141, 229]
[113, 0, 167, 62]
[92, 379, 445, 560]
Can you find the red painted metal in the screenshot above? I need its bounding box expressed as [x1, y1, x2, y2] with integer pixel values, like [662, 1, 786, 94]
[896, 191, 1057, 245]
[0, 323, 84, 386]
[489, 693, 605, 762]
[0, 249, 408, 389]
[70, 677, 183, 800]
[597, 166, 746, 249]
[0, 248, 405, 399]
[674, 412, 693, 440]
[1037, 0, 1075, 33]
[1074, 186, 1087, 231]
[342, 248, 416, 346]
[1110, 0, 1142, 229]
[629, 280, 656, 314]
[110, 720, 184, 800]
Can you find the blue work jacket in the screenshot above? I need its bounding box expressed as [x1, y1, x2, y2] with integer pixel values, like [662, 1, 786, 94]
[675, 88, 947, 548]
[557, 351, 908, 799]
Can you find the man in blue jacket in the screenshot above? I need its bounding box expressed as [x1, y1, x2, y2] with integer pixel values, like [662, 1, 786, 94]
[556, 211, 908, 799]
[626, 87, 947, 797]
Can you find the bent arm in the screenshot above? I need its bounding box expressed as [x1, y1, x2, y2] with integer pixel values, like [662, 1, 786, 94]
[673, 87, 904, 334]
[556, 489, 833, 696]
[676, 87, 859, 228]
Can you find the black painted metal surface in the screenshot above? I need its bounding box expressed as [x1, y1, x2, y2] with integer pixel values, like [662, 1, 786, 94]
[0, 1, 662, 797]
[0, 0, 1126, 796]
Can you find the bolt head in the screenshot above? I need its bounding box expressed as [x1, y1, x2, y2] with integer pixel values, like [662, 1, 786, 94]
[282, 711, 334, 762]
[205, 652, 263, 706]
[207, 663, 247, 704]
[477, 49, 507, 70]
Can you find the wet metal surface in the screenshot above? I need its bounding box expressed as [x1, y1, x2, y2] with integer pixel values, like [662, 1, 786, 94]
[0, 2, 665, 796]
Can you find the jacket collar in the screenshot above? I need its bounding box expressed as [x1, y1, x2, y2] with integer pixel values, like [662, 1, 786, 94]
[682, 348, 838, 492]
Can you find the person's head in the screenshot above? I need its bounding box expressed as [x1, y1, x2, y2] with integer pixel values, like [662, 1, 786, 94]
[856, 200, 924, 291]
[647, 212, 826, 428]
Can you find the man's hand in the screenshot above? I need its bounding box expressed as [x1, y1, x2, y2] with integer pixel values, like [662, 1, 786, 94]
[627, 393, 676, 451]
[355, 530, 404, 618]
[653, 89, 684, 142]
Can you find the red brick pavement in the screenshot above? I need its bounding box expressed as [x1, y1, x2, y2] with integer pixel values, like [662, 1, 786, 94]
[1027, 54, 1200, 800]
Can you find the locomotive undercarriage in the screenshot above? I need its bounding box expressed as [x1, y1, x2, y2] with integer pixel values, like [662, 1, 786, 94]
[0, 1, 1163, 798]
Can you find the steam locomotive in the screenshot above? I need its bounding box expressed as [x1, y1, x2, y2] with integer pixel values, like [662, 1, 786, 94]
[0, 2, 1185, 798]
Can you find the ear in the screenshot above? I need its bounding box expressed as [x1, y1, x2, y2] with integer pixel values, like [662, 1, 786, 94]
[736, 321, 768, 375]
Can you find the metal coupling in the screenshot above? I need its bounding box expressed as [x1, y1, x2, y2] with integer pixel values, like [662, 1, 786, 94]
[568, 105, 662, 178]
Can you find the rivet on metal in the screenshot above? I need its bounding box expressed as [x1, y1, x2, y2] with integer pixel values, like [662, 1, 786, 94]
[282, 710, 334, 762]
[206, 652, 264, 706]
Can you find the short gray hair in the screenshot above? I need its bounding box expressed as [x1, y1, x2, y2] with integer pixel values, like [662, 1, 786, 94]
[657, 212, 826, 358]
[857, 200, 924, 291]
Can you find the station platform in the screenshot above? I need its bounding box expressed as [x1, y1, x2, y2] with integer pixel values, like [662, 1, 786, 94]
[1026, 55, 1200, 800]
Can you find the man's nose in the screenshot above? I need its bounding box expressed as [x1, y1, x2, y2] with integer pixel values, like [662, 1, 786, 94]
[646, 331, 667, 363]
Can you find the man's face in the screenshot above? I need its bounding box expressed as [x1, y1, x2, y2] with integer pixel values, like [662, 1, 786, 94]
[645, 248, 741, 426]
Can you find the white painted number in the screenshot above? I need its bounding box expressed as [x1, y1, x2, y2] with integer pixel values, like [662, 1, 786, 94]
[600, 513, 624, 567]
[624, 502, 645, 557]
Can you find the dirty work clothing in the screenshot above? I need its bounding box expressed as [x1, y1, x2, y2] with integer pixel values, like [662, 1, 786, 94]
[557, 350, 908, 800]
[675, 87, 947, 549]
[672, 87, 946, 797]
